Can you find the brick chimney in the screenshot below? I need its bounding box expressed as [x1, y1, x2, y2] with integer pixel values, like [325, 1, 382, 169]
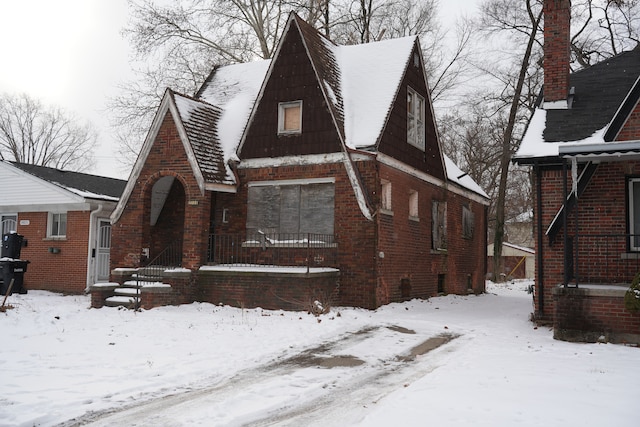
[543, 0, 571, 108]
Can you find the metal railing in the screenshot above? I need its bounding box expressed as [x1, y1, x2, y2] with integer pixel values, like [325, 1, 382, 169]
[569, 234, 640, 285]
[134, 241, 183, 309]
[207, 232, 338, 270]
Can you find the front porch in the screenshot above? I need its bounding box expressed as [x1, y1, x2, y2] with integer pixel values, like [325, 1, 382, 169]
[91, 233, 340, 311]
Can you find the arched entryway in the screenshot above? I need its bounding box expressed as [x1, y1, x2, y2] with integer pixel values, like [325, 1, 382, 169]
[145, 175, 186, 264]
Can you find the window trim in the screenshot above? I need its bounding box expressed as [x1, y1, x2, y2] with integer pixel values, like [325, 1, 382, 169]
[48, 212, 67, 238]
[407, 87, 425, 150]
[278, 100, 303, 134]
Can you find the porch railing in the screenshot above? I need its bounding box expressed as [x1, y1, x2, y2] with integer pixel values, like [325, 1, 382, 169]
[568, 234, 640, 285]
[207, 232, 338, 270]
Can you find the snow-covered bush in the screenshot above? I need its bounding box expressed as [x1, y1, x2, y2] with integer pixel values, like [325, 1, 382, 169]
[624, 273, 640, 313]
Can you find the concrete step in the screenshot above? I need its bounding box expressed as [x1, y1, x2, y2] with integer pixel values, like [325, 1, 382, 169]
[105, 295, 139, 309]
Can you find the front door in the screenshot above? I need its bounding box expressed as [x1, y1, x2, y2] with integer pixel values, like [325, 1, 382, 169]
[96, 220, 111, 282]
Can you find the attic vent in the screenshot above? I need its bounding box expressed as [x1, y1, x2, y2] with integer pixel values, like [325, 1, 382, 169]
[413, 52, 420, 67]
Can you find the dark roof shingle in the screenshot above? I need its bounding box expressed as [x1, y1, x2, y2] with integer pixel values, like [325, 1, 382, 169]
[10, 162, 126, 199]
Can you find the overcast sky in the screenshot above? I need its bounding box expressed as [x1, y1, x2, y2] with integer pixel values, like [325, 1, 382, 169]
[0, 0, 481, 179]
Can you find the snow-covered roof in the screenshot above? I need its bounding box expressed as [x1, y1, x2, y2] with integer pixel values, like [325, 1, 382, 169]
[514, 49, 640, 164]
[444, 155, 489, 199]
[337, 37, 415, 149]
[155, 13, 485, 201]
[198, 60, 271, 165]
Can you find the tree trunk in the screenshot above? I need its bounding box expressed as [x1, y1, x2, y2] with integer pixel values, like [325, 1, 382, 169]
[493, 2, 542, 281]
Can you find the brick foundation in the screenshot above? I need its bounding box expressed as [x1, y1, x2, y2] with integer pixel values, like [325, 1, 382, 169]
[553, 285, 640, 344]
[197, 268, 340, 311]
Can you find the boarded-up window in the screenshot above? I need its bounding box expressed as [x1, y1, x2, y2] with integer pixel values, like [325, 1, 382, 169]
[432, 201, 446, 250]
[463, 205, 475, 239]
[278, 101, 302, 134]
[247, 182, 334, 235]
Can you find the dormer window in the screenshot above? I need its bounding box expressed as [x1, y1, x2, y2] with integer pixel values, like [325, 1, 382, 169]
[278, 101, 302, 134]
[407, 87, 425, 150]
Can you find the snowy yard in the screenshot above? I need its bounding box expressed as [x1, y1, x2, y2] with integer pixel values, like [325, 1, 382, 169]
[0, 280, 637, 426]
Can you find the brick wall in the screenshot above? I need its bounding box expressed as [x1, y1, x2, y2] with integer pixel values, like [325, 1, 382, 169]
[553, 286, 640, 344]
[543, 0, 571, 103]
[616, 101, 640, 141]
[536, 161, 640, 322]
[197, 269, 340, 311]
[233, 160, 379, 308]
[16, 210, 90, 293]
[375, 164, 486, 305]
[111, 112, 213, 273]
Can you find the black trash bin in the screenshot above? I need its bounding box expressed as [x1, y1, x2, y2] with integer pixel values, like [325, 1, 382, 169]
[2, 233, 23, 259]
[0, 259, 29, 295]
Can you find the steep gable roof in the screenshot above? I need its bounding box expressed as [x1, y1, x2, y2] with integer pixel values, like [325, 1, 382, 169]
[172, 93, 230, 185]
[514, 49, 640, 163]
[197, 59, 270, 163]
[9, 162, 125, 201]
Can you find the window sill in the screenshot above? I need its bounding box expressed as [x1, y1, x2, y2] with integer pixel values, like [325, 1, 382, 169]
[621, 252, 640, 260]
[409, 216, 420, 223]
[431, 248, 447, 255]
[44, 236, 67, 241]
[380, 209, 394, 216]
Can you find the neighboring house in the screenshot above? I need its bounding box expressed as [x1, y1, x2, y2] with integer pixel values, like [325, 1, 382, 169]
[107, 12, 489, 311]
[487, 242, 534, 280]
[0, 161, 126, 293]
[505, 211, 534, 249]
[513, 0, 640, 343]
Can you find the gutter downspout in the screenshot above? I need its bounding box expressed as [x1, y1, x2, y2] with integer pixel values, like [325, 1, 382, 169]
[86, 203, 104, 292]
[535, 162, 544, 317]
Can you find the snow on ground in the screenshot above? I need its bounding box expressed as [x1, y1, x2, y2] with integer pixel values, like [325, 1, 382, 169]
[0, 280, 637, 426]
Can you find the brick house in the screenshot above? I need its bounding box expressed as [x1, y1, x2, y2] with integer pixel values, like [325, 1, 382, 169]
[514, 0, 640, 343]
[107, 13, 489, 311]
[0, 161, 126, 293]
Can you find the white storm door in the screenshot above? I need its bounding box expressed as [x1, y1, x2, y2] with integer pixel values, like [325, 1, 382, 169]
[96, 220, 111, 282]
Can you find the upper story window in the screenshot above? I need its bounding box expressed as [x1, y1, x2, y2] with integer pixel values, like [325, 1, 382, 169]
[49, 212, 67, 238]
[407, 87, 425, 150]
[278, 101, 302, 134]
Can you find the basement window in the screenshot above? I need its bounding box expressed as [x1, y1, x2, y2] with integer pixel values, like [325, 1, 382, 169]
[278, 101, 302, 134]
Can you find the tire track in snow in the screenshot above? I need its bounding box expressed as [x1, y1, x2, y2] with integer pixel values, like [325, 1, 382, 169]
[58, 327, 459, 426]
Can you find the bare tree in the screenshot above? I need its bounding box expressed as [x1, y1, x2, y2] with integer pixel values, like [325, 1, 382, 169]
[112, 0, 473, 168]
[0, 93, 97, 171]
